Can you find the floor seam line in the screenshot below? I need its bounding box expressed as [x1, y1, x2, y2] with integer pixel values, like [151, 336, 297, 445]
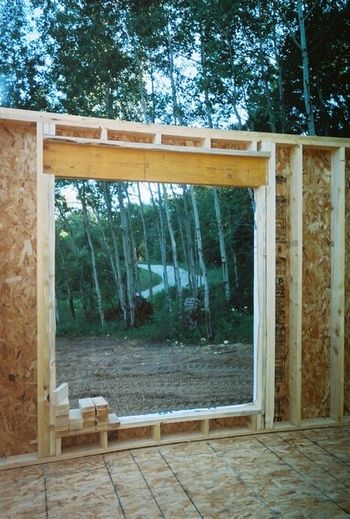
[102, 455, 127, 519]
[254, 436, 350, 514]
[300, 431, 350, 467]
[129, 451, 166, 518]
[157, 448, 204, 518]
[277, 432, 350, 490]
[43, 475, 49, 519]
[207, 440, 280, 517]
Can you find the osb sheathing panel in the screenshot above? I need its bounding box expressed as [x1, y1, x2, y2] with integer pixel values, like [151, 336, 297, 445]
[345, 153, 350, 415]
[274, 146, 290, 421]
[0, 122, 37, 456]
[302, 149, 331, 419]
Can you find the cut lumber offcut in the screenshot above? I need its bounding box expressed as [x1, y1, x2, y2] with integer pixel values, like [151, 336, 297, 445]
[55, 414, 70, 427]
[108, 413, 120, 430]
[96, 424, 109, 431]
[69, 409, 83, 430]
[54, 398, 69, 416]
[93, 397, 109, 419]
[92, 396, 109, 409]
[52, 383, 68, 406]
[78, 398, 95, 416]
[55, 424, 70, 432]
[79, 397, 96, 427]
[99, 431, 108, 449]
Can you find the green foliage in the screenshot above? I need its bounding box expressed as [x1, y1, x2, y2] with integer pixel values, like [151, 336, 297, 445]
[1, 0, 348, 134]
[55, 180, 254, 343]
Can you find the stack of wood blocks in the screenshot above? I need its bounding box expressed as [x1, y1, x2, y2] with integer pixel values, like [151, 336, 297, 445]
[93, 397, 109, 429]
[53, 383, 70, 432]
[78, 398, 96, 429]
[52, 383, 120, 454]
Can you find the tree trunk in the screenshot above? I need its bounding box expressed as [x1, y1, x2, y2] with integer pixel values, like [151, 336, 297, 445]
[212, 188, 230, 301]
[91, 204, 123, 312]
[149, 183, 169, 294]
[125, 188, 141, 295]
[56, 200, 90, 319]
[272, 23, 286, 133]
[117, 184, 136, 326]
[182, 185, 197, 297]
[57, 242, 75, 319]
[135, 47, 149, 123]
[55, 296, 60, 324]
[225, 35, 243, 130]
[102, 183, 128, 322]
[137, 182, 153, 300]
[77, 182, 105, 327]
[149, 59, 156, 124]
[170, 184, 191, 290]
[166, 20, 182, 125]
[190, 186, 212, 338]
[296, 0, 316, 135]
[162, 184, 182, 298]
[199, 32, 213, 128]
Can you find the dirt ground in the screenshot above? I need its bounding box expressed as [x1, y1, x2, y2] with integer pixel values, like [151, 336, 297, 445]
[56, 337, 254, 417]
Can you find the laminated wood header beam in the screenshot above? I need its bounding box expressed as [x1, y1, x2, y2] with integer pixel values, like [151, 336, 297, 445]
[43, 140, 268, 187]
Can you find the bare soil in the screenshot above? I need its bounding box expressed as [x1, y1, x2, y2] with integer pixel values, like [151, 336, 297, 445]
[56, 337, 253, 417]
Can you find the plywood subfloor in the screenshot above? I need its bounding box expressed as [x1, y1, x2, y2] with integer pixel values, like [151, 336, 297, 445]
[1, 427, 349, 518]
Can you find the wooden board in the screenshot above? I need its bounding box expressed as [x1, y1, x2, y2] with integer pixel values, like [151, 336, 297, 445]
[0, 122, 38, 456]
[330, 148, 345, 421]
[344, 151, 350, 415]
[37, 122, 56, 458]
[302, 149, 332, 419]
[287, 145, 303, 425]
[43, 140, 268, 187]
[274, 146, 292, 423]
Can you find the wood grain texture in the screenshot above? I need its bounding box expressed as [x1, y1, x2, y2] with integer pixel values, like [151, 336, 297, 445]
[345, 152, 350, 416]
[274, 146, 291, 422]
[302, 149, 332, 419]
[1, 428, 349, 518]
[0, 122, 37, 456]
[36, 121, 56, 458]
[43, 140, 268, 187]
[330, 148, 345, 421]
[288, 145, 303, 426]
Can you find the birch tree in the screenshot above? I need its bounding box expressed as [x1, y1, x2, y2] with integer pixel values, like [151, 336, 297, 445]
[117, 184, 136, 326]
[56, 241, 75, 320]
[56, 187, 93, 320]
[182, 185, 197, 297]
[77, 182, 105, 327]
[149, 183, 169, 295]
[162, 184, 182, 299]
[137, 182, 153, 300]
[190, 186, 211, 338]
[295, 0, 316, 135]
[102, 183, 128, 322]
[212, 188, 230, 301]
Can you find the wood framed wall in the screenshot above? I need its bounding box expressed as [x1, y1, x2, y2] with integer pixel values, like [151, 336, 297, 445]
[0, 107, 349, 466]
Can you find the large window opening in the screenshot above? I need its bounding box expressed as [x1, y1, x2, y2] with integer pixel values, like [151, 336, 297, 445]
[55, 179, 255, 417]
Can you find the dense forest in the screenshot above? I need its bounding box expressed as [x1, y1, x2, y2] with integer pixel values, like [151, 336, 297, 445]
[56, 181, 254, 343]
[0, 0, 349, 136]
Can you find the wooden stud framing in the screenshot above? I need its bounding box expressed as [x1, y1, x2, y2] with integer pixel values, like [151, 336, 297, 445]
[289, 145, 303, 426]
[253, 186, 266, 416]
[262, 141, 276, 429]
[330, 147, 345, 421]
[36, 122, 56, 458]
[1, 108, 349, 462]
